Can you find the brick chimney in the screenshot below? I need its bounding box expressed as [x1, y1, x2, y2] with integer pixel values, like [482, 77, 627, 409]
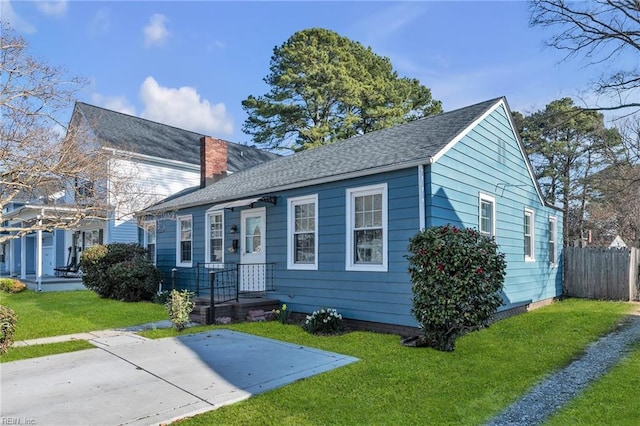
[200, 136, 228, 188]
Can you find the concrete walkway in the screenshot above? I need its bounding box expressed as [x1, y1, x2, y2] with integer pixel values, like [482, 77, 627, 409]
[2, 324, 359, 425]
[11, 320, 181, 347]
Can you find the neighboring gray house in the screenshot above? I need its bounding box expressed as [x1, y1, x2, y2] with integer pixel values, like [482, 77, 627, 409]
[144, 97, 563, 330]
[2, 103, 277, 284]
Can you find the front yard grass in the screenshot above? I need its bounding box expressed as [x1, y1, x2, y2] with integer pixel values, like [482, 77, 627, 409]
[1, 341, 95, 363]
[143, 299, 636, 426]
[0, 289, 166, 340]
[546, 341, 640, 426]
[1, 293, 636, 424]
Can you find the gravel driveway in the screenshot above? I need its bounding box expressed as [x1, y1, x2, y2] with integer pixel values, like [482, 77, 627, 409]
[486, 308, 640, 426]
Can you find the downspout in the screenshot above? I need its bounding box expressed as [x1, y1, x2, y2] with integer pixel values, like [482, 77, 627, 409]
[418, 164, 426, 231]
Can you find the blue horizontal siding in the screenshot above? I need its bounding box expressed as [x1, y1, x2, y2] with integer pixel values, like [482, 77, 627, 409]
[153, 102, 563, 327]
[266, 169, 420, 326]
[428, 104, 563, 310]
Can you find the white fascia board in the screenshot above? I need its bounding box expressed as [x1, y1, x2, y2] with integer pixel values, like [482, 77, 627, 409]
[430, 98, 547, 206]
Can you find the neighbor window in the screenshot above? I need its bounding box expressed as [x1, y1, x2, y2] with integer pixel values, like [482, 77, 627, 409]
[524, 208, 535, 261]
[206, 211, 224, 264]
[176, 215, 192, 266]
[346, 184, 387, 272]
[287, 195, 318, 270]
[143, 221, 156, 264]
[479, 193, 496, 238]
[549, 216, 557, 266]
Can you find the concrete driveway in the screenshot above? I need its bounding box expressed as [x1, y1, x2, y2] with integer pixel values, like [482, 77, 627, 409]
[1, 329, 358, 425]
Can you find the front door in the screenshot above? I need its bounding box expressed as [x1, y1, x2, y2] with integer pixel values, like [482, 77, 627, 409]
[240, 208, 266, 292]
[42, 247, 54, 276]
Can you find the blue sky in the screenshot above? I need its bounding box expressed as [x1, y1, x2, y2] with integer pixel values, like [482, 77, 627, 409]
[2, 0, 614, 145]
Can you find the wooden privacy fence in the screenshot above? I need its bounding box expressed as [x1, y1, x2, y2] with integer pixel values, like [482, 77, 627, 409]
[565, 247, 640, 301]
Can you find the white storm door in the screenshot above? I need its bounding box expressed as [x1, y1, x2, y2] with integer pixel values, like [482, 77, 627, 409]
[240, 208, 266, 292]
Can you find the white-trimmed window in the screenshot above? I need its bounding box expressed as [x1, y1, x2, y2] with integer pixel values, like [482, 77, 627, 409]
[205, 210, 224, 265]
[176, 215, 192, 266]
[549, 216, 557, 266]
[143, 220, 156, 264]
[346, 184, 387, 272]
[479, 193, 496, 238]
[287, 195, 318, 270]
[524, 208, 535, 261]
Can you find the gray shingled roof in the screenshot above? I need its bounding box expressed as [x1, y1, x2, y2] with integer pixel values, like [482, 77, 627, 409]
[147, 97, 503, 212]
[74, 102, 279, 172]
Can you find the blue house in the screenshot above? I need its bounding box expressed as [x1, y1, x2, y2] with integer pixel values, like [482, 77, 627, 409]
[144, 97, 563, 330]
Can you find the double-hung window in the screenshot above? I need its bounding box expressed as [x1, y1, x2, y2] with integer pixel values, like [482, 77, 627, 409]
[143, 221, 156, 264]
[287, 195, 318, 270]
[524, 208, 535, 261]
[206, 211, 224, 265]
[549, 216, 557, 266]
[177, 215, 192, 266]
[479, 193, 496, 238]
[346, 184, 387, 272]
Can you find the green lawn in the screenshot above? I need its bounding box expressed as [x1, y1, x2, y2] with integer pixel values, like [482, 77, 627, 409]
[1, 293, 636, 424]
[546, 341, 640, 426]
[0, 290, 167, 340]
[142, 299, 636, 426]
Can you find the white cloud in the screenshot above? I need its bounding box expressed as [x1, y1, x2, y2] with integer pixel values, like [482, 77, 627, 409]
[351, 3, 427, 45]
[143, 13, 169, 48]
[1, 0, 36, 33]
[36, 0, 68, 17]
[206, 39, 226, 52]
[88, 8, 110, 36]
[91, 94, 137, 116]
[139, 76, 233, 135]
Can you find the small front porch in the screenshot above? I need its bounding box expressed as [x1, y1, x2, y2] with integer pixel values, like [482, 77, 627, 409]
[17, 275, 86, 292]
[190, 296, 281, 324]
[168, 262, 280, 324]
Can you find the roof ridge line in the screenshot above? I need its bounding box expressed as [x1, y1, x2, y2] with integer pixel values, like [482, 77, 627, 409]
[74, 101, 260, 150]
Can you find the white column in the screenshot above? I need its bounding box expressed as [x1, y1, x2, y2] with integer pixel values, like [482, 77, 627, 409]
[8, 238, 14, 276]
[20, 233, 26, 279]
[36, 218, 43, 291]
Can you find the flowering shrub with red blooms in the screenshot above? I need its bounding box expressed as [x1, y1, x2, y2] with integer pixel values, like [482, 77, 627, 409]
[407, 224, 506, 351]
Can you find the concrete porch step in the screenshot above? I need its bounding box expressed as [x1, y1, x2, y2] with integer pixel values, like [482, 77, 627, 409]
[189, 297, 280, 325]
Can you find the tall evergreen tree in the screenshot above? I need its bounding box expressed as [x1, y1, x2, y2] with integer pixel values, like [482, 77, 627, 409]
[515, 98, 622, 246]
[242, 28, 442, 152]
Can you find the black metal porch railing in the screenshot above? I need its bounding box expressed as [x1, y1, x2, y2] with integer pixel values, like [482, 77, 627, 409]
[169, 262, 275, 303]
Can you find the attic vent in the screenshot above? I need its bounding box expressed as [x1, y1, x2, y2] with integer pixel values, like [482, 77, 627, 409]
[498, 138, 507, 165]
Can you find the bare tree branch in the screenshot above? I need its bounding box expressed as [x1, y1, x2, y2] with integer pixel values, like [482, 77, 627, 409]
[530, 0, 640, 111]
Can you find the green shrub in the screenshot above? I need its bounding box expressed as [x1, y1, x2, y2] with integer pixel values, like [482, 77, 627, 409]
[80, 243, 162, 302]
[80, 245, 110, 296]
[407, 224, 506, 351]
[0, 305, 17, 354]
[0, 278, 26, 293]
[165, 289, 194, 331]
[303, 308, 344, 334]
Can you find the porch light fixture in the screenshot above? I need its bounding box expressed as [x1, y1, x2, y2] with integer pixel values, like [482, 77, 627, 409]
[230, 225, 238, 234]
